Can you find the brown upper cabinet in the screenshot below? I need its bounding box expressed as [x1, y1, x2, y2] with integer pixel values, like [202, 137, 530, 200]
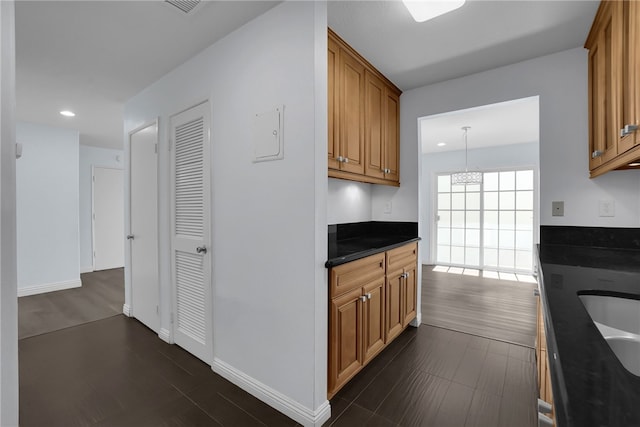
[586, 1, 640, 177]
[328, 29, 402, 186]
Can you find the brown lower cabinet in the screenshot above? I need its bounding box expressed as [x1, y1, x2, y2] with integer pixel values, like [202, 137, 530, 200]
[328, 242, 418, 399]
[537, 294, 555, 425]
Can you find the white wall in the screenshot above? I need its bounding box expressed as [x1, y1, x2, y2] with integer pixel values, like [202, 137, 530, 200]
[15, 122, 81, 296]
[16, 122, 80, 296]
[78, 145, 123, 272]
[402, 47, 640, 233]
[124, 2, 329, 425]
[327, 178, 371, 224]
[421, 142, 539, 263]
[0, 1, 18, 423]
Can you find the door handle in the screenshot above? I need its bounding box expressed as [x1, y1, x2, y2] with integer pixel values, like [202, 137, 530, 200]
[126, 234, 134, 240]
[196, 246, 207, 254]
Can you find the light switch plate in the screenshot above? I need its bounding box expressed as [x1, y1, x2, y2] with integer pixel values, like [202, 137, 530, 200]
[552, 201, 564, 217]
[598, 200, 615, 217]
[384, 201, 392, 214]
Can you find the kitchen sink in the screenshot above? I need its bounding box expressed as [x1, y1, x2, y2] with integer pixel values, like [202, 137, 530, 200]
[579, 293, 640, 376]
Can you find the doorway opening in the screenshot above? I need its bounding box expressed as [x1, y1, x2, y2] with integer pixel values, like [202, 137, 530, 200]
[420, 95, 540, 276]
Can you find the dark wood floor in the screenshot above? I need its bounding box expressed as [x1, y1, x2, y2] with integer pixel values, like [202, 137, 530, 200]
[326, 325, 536, 427]
[18, 268, 124, 339]
[19, 266, 537, 426]
[421, 265, 537, 347]
[19, 315, 298, 427]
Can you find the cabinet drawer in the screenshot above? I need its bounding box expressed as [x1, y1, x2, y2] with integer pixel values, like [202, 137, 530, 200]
[386, 242, 417, 272]
[330, 253, 385, 298]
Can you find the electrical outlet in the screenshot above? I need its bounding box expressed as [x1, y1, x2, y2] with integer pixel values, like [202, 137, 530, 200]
[552, 201, 564, 217]
[599, 200, 615, 217]
[384, 201, 392, 214]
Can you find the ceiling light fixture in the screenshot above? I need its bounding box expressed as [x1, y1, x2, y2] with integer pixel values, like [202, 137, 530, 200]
[451, 126, 482, 185]
[437, 142, 446, 147]
[402, 0, 466, 23]
[60, 110, 75, 117]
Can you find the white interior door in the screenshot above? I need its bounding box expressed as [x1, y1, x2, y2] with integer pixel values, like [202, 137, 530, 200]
[170, 101, 212, 364]
[93, 167, 124, 271]
[130, 122, 159, 332]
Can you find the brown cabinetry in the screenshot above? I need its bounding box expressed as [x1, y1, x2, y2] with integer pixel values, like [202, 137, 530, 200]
[536, 294, 555, 425]
[328, 242, 418, 398]
[586, 1, 640, 177]
[329, 253, 385, 397]
[385, 243, 418, 342]
[328, 29, 402, 186]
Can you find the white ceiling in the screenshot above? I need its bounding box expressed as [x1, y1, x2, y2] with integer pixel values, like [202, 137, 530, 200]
[420, 96, 540, 154]
[328, 0, 599, 91]
[15, 0, 599, 151]
[15, 1, 279, 150]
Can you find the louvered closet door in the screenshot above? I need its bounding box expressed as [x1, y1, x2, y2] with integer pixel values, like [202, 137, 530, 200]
[170, 101, 212, 364]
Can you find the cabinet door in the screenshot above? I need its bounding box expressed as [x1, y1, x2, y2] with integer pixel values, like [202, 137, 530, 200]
[364, 70, 385, 180]
[588, 3, 620, 170]
[363, 278, 386, 363]
[402, 263, 417, 327]
[328, 37, 340, 171]
[384, 89, 400, 184]
[329, 287, 363, 395]
[339, 49, 365, 175]
[386, 269, 404, 343]
[633, 0, 640, 147]
[620, 0, 640, 150]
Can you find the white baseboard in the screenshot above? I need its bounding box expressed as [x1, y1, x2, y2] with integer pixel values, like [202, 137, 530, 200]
[80, 266, 93, 274]
[212, 358, 331, 427]
[410, 312, 422, 327]
[18, 279, 81, 297]
[158, 328, 172, 344]
[122, 304, 132, 317]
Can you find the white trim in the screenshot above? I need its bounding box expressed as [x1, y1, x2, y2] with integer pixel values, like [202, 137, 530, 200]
[212, 358, 331, 427]
[80, 265, 93, 274]
[410, 313, 422, 327]
[158, 328, 172, 343]
[122, 304, 132, 317]
[18, 279, 81, 297]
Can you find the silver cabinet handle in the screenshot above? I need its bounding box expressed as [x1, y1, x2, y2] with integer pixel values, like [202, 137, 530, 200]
[336, 156, 343, 162]
[538, 412, 553, 427]
[592, 150, 603, 159]
[537, 399, 552, 414]
[126, 234, 134, 240]
[343, 157, 349, 163]
[360, 296, 367, 302]
[366, 293, 372, 300]
[196, 246, 207, 254]
[533, 289, 540, 296]
[621, 124, 639, 137]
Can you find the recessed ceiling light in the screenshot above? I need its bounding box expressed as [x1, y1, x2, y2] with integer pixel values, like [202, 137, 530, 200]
[437, 142, 446, 147]
[402, 0, 466, 23]
[60, 110, 75, 117]
[628, 162, 640, 167]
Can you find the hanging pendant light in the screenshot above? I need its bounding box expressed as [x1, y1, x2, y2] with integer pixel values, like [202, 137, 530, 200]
[451, 126, 482, 185]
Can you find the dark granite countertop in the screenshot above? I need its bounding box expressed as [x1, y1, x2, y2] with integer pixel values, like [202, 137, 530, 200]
[325, 221, 420, 268]
[538, 238, 640, 426]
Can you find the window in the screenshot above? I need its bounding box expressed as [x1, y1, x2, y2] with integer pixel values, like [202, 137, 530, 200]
[436, 169, 535, 273]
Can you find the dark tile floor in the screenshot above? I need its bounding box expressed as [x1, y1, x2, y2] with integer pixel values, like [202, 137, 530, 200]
[19, 269, 537, 427]
[19, 315, 298, 427]
[19, 268, 124, 339]
[324, 325, 537, 427]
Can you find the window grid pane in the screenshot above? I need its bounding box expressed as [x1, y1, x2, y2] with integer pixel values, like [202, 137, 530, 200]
[435, 170, 534, 273]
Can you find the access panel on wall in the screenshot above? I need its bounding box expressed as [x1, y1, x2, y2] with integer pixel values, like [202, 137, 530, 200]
[170, 101, 212, 364]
